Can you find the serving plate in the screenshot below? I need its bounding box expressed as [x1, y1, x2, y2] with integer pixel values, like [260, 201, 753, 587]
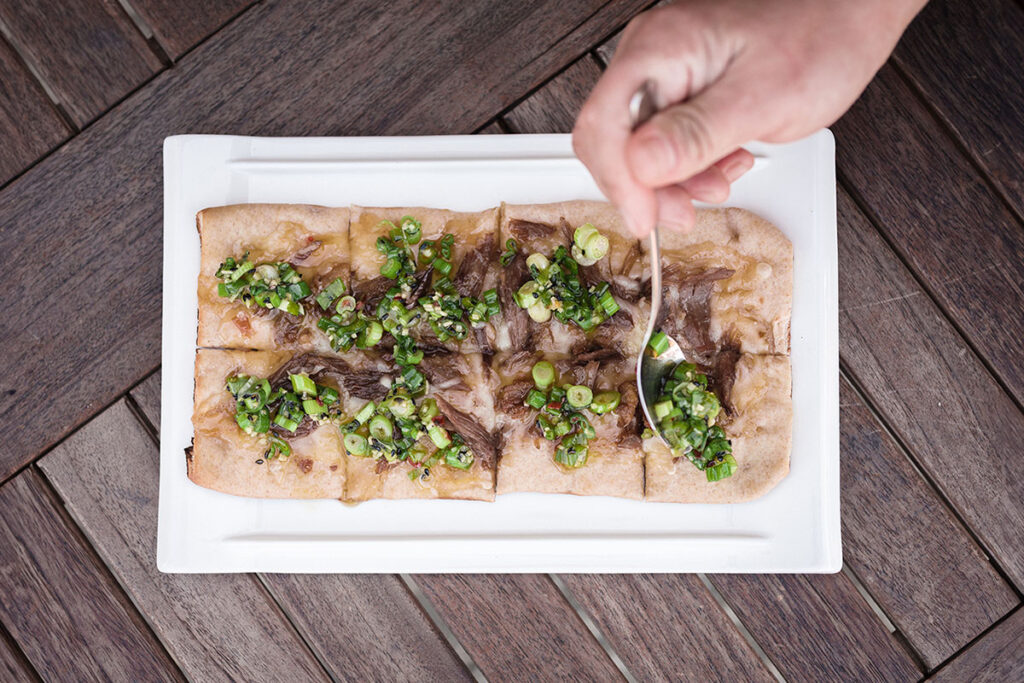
[159, 132, 839, 572]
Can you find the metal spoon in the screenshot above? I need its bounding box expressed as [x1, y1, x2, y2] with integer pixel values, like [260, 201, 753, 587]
[630, 81, 686, 445]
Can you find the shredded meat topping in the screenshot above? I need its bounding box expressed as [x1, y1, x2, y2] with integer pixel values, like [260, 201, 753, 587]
[435, 396, 497, 469]
[453, 235, 494, 298]
[289, 239, 323, 264]
[508, 219, 555, 242]
[499, 254, 530, 351]
[657, 267, 735, 363]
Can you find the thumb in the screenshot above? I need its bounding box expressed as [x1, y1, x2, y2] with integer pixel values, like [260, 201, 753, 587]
[625, 78, 750, 188]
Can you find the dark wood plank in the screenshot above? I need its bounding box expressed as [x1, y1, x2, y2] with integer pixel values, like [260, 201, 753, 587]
[262, 575, 471, 681]
[131, 371, 161, 430]
[0, 0, 162, 126]
[834, 177, 1024, 590]
[834, 65, 1024, 413]
[417, 575, 622, 681]
[561, 575, 772, 681]
[0, 469, 180, 680]
[839, 373, 1018, 666]
[37, 401, 329, 682]
[711, 574, 921, 681]
[894, 0, 1024, 215]
[0, 37, 69, 186]
[930, 608, 1024, 682]
[504, 56, 603, 134]
[0, 631, 34, 683]
[0, 0, 649, 480]
[128, 0, 254, 60]
[126, 375, 473, 681]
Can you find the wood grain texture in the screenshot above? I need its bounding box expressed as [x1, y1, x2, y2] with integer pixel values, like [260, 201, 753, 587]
[930, 608, 1024, 682]
[711, 574, 921, 681]
[0, 0, 650, 481]
[835, 185, 1024, 590]
[0, 0, 162, 126]
[561, 574, 772, 681]
[417, 574, 622, 681]
[37, 401, 329, 682]
[834, 65, 1024, 412]
[131, 371, 161, 430]
[0, 469, 180, 680]
[0, 632, 34, 683]
[894, 0, 1024, 214]
[262, 575, 471, 681]
[128, 0, 254, 59]
[0, 38, 69, 186]
[504, 56, 602, 134]
[839, 374, 1018, 666]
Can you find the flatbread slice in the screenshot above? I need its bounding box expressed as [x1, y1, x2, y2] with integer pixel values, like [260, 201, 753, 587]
[348, 206, 501, 355]
[190, 349, 348, 498]
[496, 200, 647, 357]
[492, 349, 644, 499]
[344, 352, 497, 501]
[644, 208, 793, 356]
[197, 204, 350, 352]
[645, 353, 792, 503]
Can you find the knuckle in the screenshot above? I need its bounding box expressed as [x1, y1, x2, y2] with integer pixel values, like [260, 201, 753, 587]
[662, 105, 715, 167]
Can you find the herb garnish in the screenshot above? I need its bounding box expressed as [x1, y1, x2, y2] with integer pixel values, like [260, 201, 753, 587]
[215, 254, 312, 316]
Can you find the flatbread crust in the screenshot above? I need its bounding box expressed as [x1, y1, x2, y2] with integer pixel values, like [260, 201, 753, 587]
[645, 354, 792, 503]
[645, 208, 793, 355]
[344, 353, 497, 501]
[197, 204, 350, 352]
[348, 206, 501, 355]
[190, 349, 346, 498]
[497, 201, 647, 357]
[493, 351, 643, 499]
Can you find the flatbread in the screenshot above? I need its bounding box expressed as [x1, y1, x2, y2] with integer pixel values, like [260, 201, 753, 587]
[645, 353, 792, 503]
[496, 201, 648, 357]
[197, 204, 350, 352]
[344, 353, 497, 501]
[348, 206, 501, 355]
[190, 349, 346, 498]
[644, 208, 793, 355]
[492, 350, 643, 499]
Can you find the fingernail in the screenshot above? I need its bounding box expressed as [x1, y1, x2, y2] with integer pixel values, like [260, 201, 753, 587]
[633, 129, 676, 181]
[722, 154, 754, 182]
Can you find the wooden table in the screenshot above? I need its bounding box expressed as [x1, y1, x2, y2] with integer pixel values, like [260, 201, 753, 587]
[0, 1, 1021, 680]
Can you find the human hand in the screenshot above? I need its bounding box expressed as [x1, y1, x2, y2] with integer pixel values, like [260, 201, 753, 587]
[573, 0, 927, 236]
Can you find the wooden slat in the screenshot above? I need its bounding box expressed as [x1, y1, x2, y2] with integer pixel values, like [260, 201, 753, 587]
[0, 469, 180, 680]
[128, 0, 254, 60]
[561, 575, 772, 681]
[0, 0, 650, 481]
[0, 632, 34, 683]
[261, 575, 471, 681]
[0, 0, 162, 126]
[126, 375, 473, 680]
[834, 65, 1024, 412]
[416, 575, 622, 681]
[503, 56, 602, 134]
[37, 401, 329, 682]
[131, 371, 161, 429]
[711, 574, 921, 681]
[839, 374, 1018, 666]
[894, 0, 1024, 215]
[931, 608, 1024, 682]
[833, 178, 1024, 588]
[0, 37, 69, 186]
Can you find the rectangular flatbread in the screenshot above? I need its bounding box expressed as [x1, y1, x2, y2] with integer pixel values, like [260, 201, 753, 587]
[492, 350, 643, 499]
[644, 207, 793, 356]
[347, 206, 501, 356]
[645, 353, 792, 503]
[191, 349, 347, 498]
[197, 204, 350, 352]
[344, 352, 497, 501]
[496, 200, 647, 357]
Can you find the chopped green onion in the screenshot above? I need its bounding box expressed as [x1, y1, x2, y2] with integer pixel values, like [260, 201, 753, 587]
[408, 445, 429, 464]
[499, 238, 518, 266]
[302, 398, 326, 416]
[315, 277, 346, 310]
[706, 453, 738, 482]
[319, 386, 340, 405]
[354, 402, 376, 424]
[387, 395, 415, 418]
[265, 434, 291, 460]
[648, 331, 670, 357]
[445, 446, 474, 470]
[526, 252, 550, 273]
[273, 414, 300, 432]
[590, 391, 621, 415]
[381, 257, 402, 279]
[433, 258, 453, 277]
[653, 399, 673, 420]
[344, 433, 369, 456]
[531, 361, 555, 390]
[570, 244, 598, 267]
[515, 281, 541, 309]
[418, 398, 439, 423]
[289, 373, 317, 397]
[527, 301, 551, 323]
[369, 415, 394, 443]
[566, 385, 593, 409]
[524, 388, 548, 410]
[554, 437, 589, 468]
[358, 320, 383, 349]
[427, 423, 451, 449]
[573, 224, 599, 251]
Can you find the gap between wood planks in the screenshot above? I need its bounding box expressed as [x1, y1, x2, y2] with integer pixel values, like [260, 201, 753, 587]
[924, 602, 1023, 680]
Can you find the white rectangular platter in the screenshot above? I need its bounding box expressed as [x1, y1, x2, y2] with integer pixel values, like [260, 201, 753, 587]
[160, 132, 839, 573]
